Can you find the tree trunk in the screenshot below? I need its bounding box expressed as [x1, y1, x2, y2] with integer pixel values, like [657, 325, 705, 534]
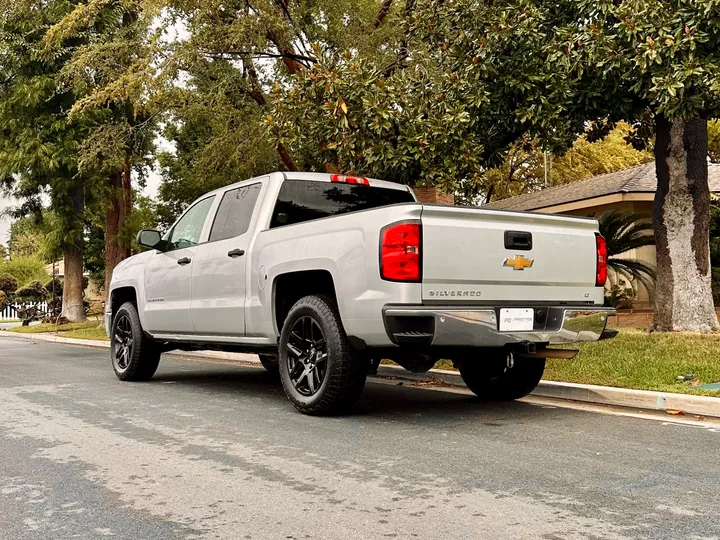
[651, 116, 719, 332]
[62, 185, 85, 322]
[104, 171, 128, 298]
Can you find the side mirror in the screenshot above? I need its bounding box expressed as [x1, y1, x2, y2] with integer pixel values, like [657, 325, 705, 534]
[136, 230, 164, 251]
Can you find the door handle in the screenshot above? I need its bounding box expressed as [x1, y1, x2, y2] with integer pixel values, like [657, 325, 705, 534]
[227, 249, 245, 258]
[177, 257, 191, 265]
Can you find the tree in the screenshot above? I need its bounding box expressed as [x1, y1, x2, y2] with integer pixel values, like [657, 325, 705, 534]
[557, 0, 720, 332]
[479, 123, 653, 204]
[45, 0, 161, 296]
[154, 0, 405, 222]
[598, 210, 656, 295]
[396, 0, 720, 332]
[0, 243, 6, 260]
[0, 0, 88, 321]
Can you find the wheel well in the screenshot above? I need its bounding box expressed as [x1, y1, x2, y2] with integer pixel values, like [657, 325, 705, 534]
[110, 287, 137, 317]
[274, 270, 338, 333]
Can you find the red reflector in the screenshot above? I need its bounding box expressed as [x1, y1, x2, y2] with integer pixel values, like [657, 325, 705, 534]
[380, 221, 421, 282]
[331, 174, 369, 185]
[595, 233, 608, 287]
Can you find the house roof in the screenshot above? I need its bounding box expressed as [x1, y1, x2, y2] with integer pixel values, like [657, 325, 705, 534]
[485, 162, 720, 211]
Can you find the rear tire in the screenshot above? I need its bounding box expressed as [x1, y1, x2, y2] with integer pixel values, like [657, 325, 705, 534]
[458, 349, 545, 401]
[258, 354, 279, 375]
[111, 302, 161, 381]
[279, 295, 367, 415]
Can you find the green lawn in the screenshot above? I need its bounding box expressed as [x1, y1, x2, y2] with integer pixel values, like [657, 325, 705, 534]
[6, 320, 109, 341]
[437, 329, 720, 396]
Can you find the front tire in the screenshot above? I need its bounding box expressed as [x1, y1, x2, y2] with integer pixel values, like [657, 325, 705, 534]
[458, 349, 545, 401]
[111, 302, 161, 381]
[279, 295, 367, 415]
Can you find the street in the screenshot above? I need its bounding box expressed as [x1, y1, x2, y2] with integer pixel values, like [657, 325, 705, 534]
[1, 336, 719, 540]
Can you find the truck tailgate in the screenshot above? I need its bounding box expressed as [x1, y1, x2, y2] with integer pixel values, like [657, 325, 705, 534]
[420, 205, 603, 304]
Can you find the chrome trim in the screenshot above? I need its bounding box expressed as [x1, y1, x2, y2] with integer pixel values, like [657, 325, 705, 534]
[383, 306, 616, 347]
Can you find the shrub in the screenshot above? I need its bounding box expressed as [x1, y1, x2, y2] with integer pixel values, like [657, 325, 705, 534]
[0, 256, 49, 286]
[605, 285, 635, 309]
[0, 274, 18, 295]
[15, 280, 48, 302]
[0, 290, 7, 311]
[44, 277, 63, 297]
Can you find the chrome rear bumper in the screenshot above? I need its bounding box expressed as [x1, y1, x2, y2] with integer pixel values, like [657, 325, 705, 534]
[383, 306, 616, 348]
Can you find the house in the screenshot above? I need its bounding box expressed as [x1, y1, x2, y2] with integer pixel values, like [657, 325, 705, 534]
[484, 162, 720, 306]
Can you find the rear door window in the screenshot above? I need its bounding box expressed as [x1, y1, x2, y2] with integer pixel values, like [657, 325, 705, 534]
[209, 183, 262, 242]
[271, 180, 414, 228]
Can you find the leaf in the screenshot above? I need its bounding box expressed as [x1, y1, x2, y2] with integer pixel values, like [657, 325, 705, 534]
[666, 410, 684, 416]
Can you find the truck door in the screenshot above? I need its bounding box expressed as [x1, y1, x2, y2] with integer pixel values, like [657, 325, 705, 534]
[143, 196, 216, 335]
[190, 182, 264, 336]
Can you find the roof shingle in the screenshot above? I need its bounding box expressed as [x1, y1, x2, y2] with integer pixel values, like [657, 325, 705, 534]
[485, 162, 720, 211]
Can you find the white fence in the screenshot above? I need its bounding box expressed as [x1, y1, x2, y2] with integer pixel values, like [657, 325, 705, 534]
[0, 301, 48, 321]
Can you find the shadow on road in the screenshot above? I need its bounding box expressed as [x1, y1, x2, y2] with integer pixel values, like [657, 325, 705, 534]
[149, 361, 548, 422]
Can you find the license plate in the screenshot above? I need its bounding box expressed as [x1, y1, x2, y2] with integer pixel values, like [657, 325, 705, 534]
[499, 308, 534, 332]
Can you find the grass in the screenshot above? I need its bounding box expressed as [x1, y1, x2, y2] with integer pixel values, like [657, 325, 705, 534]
[437, 329, 720, 396]
[6, 320, 109, 341]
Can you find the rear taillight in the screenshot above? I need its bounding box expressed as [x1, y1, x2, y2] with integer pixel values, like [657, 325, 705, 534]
[331, 174, 369, 185]
[380, 221, 421, 282]
[595, 233, 607, 286]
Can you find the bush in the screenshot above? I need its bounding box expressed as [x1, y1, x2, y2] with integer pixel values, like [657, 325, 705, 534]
[605, 285, 635, 309]
[15, 280, 48, 302]
[0, 290, 7, 311]
[44, 277, 63, 297]
[0, 256, 49, 286]
[0, 274, 18, 295]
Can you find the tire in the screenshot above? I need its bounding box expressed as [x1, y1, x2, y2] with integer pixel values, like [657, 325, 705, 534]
[258, 354, 279, 375]
[278, 295, 367, 415]
[111, 302, 161, 382]
[458, 349, 545, 401]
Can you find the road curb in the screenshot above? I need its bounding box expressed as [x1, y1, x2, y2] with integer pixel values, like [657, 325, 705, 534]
[5, 330, 720, 419]
[376, 364, 720, 419]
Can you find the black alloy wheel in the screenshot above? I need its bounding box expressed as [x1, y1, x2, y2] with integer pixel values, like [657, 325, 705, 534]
[286, 316, 328, 396]
[111, 301, 161, 381]
[278, 295, 367, 415]
[113, 313, 134, 372]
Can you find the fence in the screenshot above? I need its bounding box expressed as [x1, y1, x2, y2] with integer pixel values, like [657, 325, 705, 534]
[0, 301, 48, 321]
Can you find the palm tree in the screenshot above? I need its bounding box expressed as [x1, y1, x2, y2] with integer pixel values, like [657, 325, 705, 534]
[598, 210, 656, 295]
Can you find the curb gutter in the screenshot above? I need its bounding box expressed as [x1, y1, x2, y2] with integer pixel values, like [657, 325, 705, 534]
[4, 330, 720, 419]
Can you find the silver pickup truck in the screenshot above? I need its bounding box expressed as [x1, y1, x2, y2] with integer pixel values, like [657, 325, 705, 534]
[106, 172, 616, 415]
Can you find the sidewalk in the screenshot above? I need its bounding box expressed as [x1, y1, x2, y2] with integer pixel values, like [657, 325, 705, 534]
[4, 330, 720, 420]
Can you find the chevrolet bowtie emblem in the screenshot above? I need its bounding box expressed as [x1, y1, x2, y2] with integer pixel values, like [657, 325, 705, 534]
[503, 255, 534, 270]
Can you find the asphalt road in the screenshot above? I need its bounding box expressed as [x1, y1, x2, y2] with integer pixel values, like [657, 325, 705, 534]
[1, 336, 719, 540]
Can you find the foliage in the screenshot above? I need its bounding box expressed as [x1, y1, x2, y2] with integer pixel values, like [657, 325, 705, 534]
[15, 280, 48, 301]
[0, 274, 18, 295]
[0, 290, 6, 311]
[598, 210, 656, 295]
[153, 0, 401, 223]
[8, 215, 53, 261]
[604, 285, 635, 310]
[0, 0, 88, 260]
[44, 277, 63, 298]
[710, 120, 720, 164]
[480, 123, 653, 204]
[0, 256, 50, 287]
[0, 243, 6, 260]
